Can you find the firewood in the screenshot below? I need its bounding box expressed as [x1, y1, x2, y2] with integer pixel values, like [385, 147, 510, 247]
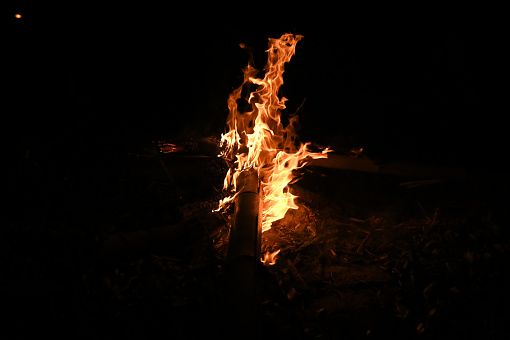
[311, 153, 498, 182]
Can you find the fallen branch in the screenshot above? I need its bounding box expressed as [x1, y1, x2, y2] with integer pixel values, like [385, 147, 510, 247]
[311, 153, 499, 182]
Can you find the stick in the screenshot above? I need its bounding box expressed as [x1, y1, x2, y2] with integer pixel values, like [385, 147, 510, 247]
[311, 153, 498, 182]
[356, 231, 371, 254]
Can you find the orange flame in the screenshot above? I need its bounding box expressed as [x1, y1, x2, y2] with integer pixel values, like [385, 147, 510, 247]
[262, 249, 280, 266]
[218, 33, 330, 243]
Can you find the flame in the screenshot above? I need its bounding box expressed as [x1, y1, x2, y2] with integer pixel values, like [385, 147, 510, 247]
[262, 249, 280, 266]
[218, 33, 330, 247]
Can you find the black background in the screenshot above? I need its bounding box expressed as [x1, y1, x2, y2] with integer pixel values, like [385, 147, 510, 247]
[3, 4, 509, 339]
[5, 4, 504, 168]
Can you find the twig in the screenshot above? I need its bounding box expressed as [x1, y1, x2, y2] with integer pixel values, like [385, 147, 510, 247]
[356, 231, 371, 253]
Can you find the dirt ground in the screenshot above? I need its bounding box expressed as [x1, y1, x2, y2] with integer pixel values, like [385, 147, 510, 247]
[3, 135, 509, 339]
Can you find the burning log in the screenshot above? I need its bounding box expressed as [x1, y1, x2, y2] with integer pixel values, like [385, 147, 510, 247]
[224, 169, 263, 340]
[227, 169, 262, 260]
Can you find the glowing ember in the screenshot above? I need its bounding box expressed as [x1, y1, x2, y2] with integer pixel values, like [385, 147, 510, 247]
[157, 141, 183, 153]
[217, 33, 330, 256]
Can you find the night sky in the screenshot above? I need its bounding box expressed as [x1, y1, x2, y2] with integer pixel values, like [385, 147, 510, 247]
[6, 5, 503, 168]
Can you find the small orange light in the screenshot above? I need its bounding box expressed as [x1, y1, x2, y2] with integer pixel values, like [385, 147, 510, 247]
[15, 14, 22, 19]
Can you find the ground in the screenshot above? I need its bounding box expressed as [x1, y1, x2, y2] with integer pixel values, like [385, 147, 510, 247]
[3, 132, 509, 339]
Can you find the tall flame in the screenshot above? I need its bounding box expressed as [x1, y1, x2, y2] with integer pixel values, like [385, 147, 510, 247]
[218, 33, 329, 233]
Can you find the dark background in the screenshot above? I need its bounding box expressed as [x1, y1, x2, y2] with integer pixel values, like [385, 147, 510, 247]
[5, 5, 504, 168]
[3, 4, 508, 339]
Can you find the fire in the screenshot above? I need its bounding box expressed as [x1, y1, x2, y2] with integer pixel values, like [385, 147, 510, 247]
[262, 249, 280, 266]
[217, 33, 330, 250]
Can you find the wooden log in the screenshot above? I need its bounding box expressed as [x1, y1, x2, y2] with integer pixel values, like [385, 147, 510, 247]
[224, 168, 262, 340]
[310, 153, 498, 182]
[227, 169, 261, 260]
